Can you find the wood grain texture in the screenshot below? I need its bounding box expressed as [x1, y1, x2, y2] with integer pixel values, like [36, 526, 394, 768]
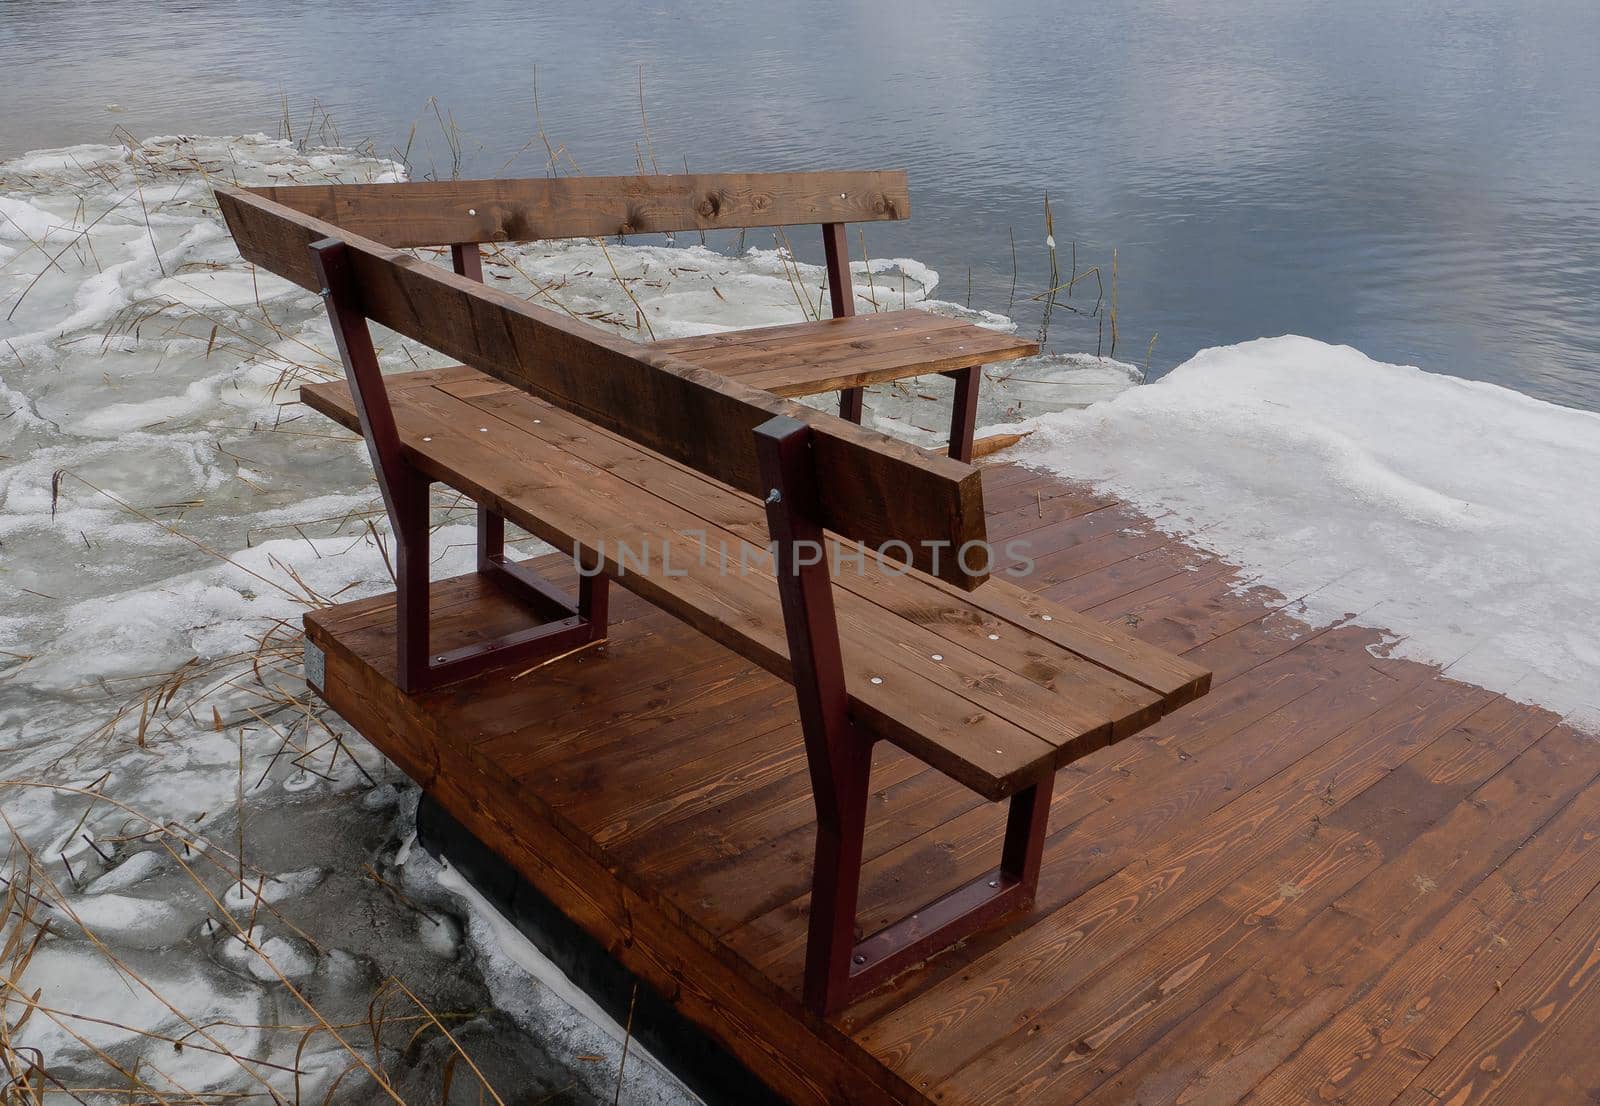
[300, 371, 1200, 799]
[215, 184, 985, 587]
[302, 462, 1599, 1106]
[1390, 861, 1600, 1106]
[246, 171, 910, 247]
[649, 309, 1038, 397]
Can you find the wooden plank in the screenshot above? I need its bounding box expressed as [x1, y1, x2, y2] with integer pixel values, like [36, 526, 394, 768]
[666, 323, 984, 378]
[247, 170, 910, 247]
[933, 695, 1571, 1106]
[410, 382, 1159, 759]
[1231, 722, 1600, 1105]
[438, 376, 1192, 733]
[297, 452, 1598, 1106]
[218, 185, 986, 588]
[653, 310, 1037, 398]
[984, 482, 1121, 541]
[732, 641, 1426, 991]
[436, 371, 1203, 709]
[303, 377, 1056, 799]
[305, 370, 1201, 759]
[570, 717, 809, 850]
[616, 742, 936, 916]
[647, 639, 1324, 943]
[1391, 848, 1600, 1106]
[853, 676, 1518, 1075]
[648, 309, 964, 356]
[876, 691, 1548, 1101]
[740, 327, 1034, 398]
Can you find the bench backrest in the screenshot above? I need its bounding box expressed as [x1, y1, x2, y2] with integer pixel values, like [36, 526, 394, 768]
[216, 184, 988, 589]
[243, 172, 909, 248]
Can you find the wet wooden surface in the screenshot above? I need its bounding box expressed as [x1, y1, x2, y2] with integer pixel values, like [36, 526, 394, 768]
[306, 462, 1600, 1106]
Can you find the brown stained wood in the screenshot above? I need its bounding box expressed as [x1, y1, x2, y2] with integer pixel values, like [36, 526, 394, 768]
[578, 722, 808, 850]
[1183, 604, 1364, 689]
[304, 377, 1057, 798]
[733, 642, 1425, 991]
[740, 330, 1031, 397]
[978, 463, 1086, 506]
[302, 371, 1202, 793]
[661, 761, 973, 935]
[653, 636, 1318, 943]
[218, 185, 987, 588]
[299, 455, 1598, 1106]
[1390, 867, 1600, 1106]
[876, 688, 1548, 1101]
[456, 640, 750, 753]
[497, 669, 791, 793]
[696, 634, 1352, 965]
[851, 649, 1440, 1030]
[652, 310, 1036, 398]
[984, 483, 1122, 541]
[1044, 543, 1225, 613]
[1229, 722, 1600, 1106]
[1103, 569, 1299, 657]
[929, 696, 1571, 1106]
[438, 373, 1201, 707]
[618, 742, 937, 904]
[969, 431, 1031, 460]
[247, 171, 910, 247]
[1026, 515, 1190, 589]
[648, 309, 964, 355]
[992, 501, 1163, 564]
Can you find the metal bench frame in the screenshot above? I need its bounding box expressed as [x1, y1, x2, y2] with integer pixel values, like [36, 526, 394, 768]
[819, 223, 982, 462]
[756, 415, 1051, 1015]
[314, 238, 609, 693]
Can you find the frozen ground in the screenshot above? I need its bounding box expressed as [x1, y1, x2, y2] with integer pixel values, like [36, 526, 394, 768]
[0, 134, 1129, 1102]
[1011, 335, 1600, 728]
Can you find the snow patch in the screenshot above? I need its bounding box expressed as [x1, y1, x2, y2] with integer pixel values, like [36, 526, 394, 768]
[429, 859, 697, 1105]
[1011, 335, 1600, 726]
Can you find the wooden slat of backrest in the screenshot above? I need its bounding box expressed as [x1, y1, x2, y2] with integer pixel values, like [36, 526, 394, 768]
[216, 184, 986, 589]
[245, 171, 909, 248]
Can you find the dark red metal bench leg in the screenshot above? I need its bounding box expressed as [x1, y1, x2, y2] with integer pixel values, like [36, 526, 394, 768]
[393, 471, 433, 692]
[453, 242, 611, 642]
[821, 221, 866, 424]
[756, 413, 1051, 1018]
[946, 365, 981, 463]
[845, 770, 1053, 1001]
[756, 414, 874, 1014]
[312, 236, 607, 694]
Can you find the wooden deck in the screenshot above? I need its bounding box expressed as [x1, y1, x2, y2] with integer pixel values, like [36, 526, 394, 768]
[306, 462, 1600, 1106]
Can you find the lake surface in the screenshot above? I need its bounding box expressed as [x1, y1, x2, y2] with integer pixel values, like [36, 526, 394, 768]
[4, 0, 1599, 409]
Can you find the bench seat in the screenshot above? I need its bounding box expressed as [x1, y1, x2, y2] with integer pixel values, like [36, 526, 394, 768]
[302, 364, 1207, 801]
[648, 309, 1036, 398]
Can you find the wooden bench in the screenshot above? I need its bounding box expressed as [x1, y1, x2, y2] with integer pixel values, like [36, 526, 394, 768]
[216, 181, 1210, 1017]
[243, 171, 1039, 461]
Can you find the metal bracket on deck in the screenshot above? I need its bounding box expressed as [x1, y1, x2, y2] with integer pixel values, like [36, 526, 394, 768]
[303, 638, 326, 692]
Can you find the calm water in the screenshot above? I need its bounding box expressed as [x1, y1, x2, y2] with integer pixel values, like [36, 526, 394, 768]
[5, 0, 1599, 409]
